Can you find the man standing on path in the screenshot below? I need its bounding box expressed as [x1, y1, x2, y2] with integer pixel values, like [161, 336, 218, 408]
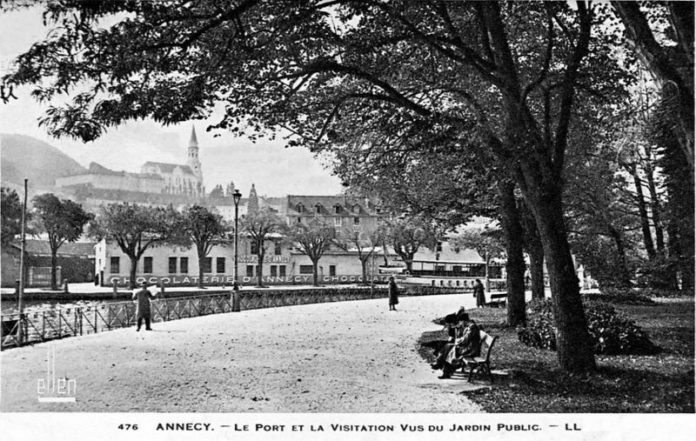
[133, 282, 157, 331]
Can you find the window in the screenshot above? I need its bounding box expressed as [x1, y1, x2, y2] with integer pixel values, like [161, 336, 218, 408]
[250, 241, 259, 255]
[334, 218, 342, 227]
[110, 256, 120, 274]
[436, 242, 443, 252]
[246, 265, 254, 277]
[143, 257, 153, 274]
[270, 265, 277, 277]
[216, 257, 226, 273]
[203, 257, 212, 273]
[274, 241, 282, 255]
[296, 203, 304, 212]
[297, 217, 302, 223]
[168, 257, 177, 274]
[299, 265, 314, 274]
[279, 265, 286, 277]
[353, 217, 360, 225]
[180, 257, 189, 273]
[334, 205, 341, 214]
[315, 204, 322, 214]
[453, 265, 462, 274]
[329, 265, 336, 276]
[353, 205, 360, 214]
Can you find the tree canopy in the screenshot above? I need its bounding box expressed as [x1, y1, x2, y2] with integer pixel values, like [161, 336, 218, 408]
[90, 203, 179, 288]
[32, 193, 93, 289]
[1, 187, 24, 247]
[2, 0, 692, 372]
[240, 207, 285, 286]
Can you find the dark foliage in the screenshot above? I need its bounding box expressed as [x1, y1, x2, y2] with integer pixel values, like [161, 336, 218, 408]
[419, 301, 694, 412]
[517, 299, 658, 355]
[586, 288, 656, 305]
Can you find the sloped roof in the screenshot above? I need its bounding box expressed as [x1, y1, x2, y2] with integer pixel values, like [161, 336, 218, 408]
[142, 161, 195, 175]
[286, 195, 378, 216]
[13, 239, 96, 257]
[86, 162, 163, 180]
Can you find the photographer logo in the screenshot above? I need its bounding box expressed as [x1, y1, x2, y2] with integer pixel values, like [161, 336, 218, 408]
[37, 345, 76, 403]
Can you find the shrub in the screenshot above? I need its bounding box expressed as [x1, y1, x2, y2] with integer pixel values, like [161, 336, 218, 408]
[526, 298, 554, 315]
[639, 287, 694, 299]
[584, 302, 658, 355]
[584, 288, 656, 305]
[517, 300, 658, 355]
[517, 314, 556, 350]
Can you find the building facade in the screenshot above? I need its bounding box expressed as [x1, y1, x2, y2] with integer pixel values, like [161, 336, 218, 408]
[282, 195, 383, 238]
[95, 237, 395, 287]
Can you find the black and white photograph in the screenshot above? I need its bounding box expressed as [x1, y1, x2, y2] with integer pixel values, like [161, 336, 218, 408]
[0, 1, 694, 440]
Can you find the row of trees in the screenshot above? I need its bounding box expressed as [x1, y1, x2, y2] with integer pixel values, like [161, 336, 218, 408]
[2, 188, 446, 290]
[1, 1, 692, 373]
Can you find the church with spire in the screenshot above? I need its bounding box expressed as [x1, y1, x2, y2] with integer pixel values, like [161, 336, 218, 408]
[55, 125, 206, 204]
[140, 125, 205, 196]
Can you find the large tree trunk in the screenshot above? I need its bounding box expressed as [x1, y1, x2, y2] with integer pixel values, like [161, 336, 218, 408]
[666, 220, 682, 290]
[529, 243, 545, 300]
[257, 247, 265, 287]
[403, 257, 413, 273]
[632, 164, 656, 259]
[312, 260, 319, 286]
[519, 198, 545, 300]
[498, 181, 526, 327]
[360, 257, 369, 285]
[197, 252, 205, 289]
[521, 176, 596, 372]
[644, 156, 666, 254]
[607, 225, 632, 288]
[128, 256, 138, 289]
[612, 1, 694, 170]
[50, 247, 58, 290]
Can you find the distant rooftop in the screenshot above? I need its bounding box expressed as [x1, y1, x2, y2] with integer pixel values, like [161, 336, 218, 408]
[142, 161, 195, 175]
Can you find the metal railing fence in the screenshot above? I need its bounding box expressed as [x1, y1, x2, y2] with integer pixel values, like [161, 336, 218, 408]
[1, 285, 467, 350]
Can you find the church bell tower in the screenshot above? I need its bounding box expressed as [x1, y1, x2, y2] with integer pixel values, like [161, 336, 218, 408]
[187, 125, 203, 181]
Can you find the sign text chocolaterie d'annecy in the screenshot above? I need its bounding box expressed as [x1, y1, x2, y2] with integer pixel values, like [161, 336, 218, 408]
[108, 274, 392, 286]
[237, 255, 290, 263]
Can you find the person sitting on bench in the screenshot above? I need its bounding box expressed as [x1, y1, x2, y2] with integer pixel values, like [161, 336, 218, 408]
[430, 312, 481, 379]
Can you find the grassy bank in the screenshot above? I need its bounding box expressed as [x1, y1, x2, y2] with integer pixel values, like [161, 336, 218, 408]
[418, 297, 694, 413]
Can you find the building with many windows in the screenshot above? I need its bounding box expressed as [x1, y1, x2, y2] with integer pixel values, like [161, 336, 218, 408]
[281, 195, 383, 237]
[94, 235, 396, 287]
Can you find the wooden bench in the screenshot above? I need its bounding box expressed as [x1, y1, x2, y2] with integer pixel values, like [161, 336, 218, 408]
[487, 293, 507, 307]
[457, 330, 498, 383]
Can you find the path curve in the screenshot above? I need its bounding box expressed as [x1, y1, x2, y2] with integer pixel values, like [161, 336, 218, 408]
[1, 294, 483, 412]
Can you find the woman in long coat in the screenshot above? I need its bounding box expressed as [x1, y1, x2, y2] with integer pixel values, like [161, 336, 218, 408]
[474, 279, 486, 308]
[388, 276, 399, 311]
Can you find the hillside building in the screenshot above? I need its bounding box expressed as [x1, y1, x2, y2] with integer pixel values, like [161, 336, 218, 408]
[55, 126, 205, 199]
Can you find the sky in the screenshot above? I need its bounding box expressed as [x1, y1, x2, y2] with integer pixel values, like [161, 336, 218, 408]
[0, 7, 344, 198]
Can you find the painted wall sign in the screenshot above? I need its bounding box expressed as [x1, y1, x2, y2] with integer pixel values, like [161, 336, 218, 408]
[237, 255, 290, 263]
[108, 274, 392, 286]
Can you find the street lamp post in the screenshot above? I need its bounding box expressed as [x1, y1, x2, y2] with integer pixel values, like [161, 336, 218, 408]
[232, 189, 242, 312]
[233, 189, 242, 291]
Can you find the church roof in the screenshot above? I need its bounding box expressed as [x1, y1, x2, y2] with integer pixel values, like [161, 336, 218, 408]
[87, 162, 163, 180]
[142, 161, 195, 175]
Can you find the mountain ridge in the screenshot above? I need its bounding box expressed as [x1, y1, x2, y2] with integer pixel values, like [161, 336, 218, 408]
[0, 134, 87, 192]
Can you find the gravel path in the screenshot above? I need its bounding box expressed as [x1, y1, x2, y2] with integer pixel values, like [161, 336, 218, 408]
[1, 294, 483, 412]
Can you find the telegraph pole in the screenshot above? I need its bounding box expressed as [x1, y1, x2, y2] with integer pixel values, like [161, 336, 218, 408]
[17, 178, 28, 344]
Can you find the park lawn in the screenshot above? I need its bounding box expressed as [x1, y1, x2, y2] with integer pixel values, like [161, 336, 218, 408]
[419, 298, 694, 413]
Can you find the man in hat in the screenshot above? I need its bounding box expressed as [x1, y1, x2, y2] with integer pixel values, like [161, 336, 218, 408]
[133, 281, 157, 331]
[430, 312, 481, 379]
